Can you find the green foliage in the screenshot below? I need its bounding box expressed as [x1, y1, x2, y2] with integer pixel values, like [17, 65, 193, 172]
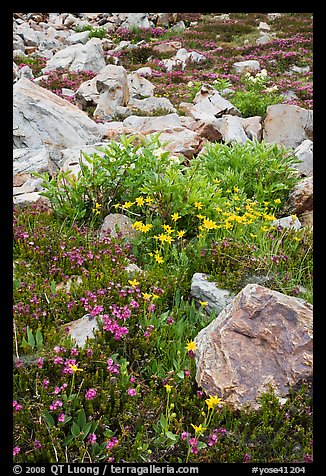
[74, 25, 107, 39]
[228, 70, 284, 118]
[13, 55, 47, 77]
[196, 140, 300, 203]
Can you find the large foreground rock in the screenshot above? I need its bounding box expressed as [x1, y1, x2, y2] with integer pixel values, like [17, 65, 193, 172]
[194, 284, 313, 409]
[263, 104, 313, 149]
[13, 78, 100, 162]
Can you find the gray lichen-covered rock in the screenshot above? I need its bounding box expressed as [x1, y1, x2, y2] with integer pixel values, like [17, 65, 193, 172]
[293, 140, 313, 177]
[263, 104, 313, 149]
[232, 60, 261, 74]
[271, 215, 302, 230]
[100, 214, 139, 240]
[128, 96, 176, 115]
[13, 78, 100, 161]
[190, 84, 242, 119]
[13, 191, 50, 208]
[287, 177, 313, 216]
[42, 37, 106, 73]
[127, 72, 155, 99]
[93, 65, 130, 120]
[13, 147, 55, 175]
[65, 314, 102, 348]
[194, 284, 313, 409]
[218, 115, 249, 144]
[191, 273, 235, 315]
[123, 113, 184, 132]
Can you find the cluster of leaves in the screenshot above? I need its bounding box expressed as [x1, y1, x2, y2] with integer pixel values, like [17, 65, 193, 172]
[226, 70, 284, 118]
[74, 24, 107, 39]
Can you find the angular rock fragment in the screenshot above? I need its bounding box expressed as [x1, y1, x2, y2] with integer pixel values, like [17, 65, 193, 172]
[194, 284, 313, 409]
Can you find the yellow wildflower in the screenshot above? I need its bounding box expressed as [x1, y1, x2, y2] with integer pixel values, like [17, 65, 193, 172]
[154, 253, 164, 264]
[194, 201, 203, 210]
[142, 292, 152, 300]
[274, 198, 281, 204]
[261, 226, 269, 232]
[199, 301, 208, 307]
[128, 279, 140, 287]
[233, 186, 240, 193]
[141, 223, 153, 233]
[215, 206, 223, 213]
[69, 364, 83, 373]
[135, 196, 145, 206]
[186, 341, 197, 352]
[162, 224, 174, 234]
[157, 233, 168, 243]
[205, 395, 224, 409]
[132, 221, 143, 230]
[171, 212, 181, 222]
[196, 214, 205, 219]
[92, 202, 102, 214]
[232, 194, 240, 201]
[224, 222, 232, 230]
[202, 217, 218, 230]
[190, 423, 207, 434]
[145, 196, 153, 205]
[165, 384, 172, 392]
[177, 230, 186, 238]
[214, 179, 221, 184]
[263, 213, 276, 221]
[152, 293, 160, 300]
[122, 201, 134, 209]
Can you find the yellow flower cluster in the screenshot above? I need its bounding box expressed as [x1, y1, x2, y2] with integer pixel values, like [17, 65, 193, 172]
[205, 395, 223, 409]
[132, 221, 153, 233]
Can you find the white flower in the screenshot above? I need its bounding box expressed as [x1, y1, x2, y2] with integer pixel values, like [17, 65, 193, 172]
[152, 147, 167, 158]
[265, 85, 278, 93]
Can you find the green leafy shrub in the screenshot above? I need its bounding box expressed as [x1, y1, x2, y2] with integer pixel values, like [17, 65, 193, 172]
[74, 25, 107, 39]
[195, 140, 301, 204]
[228, 69, 284, 118]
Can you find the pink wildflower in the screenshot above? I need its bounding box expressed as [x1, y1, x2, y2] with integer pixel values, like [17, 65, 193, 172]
[13, 446, 21, 456]
[85, 388, 97, 400]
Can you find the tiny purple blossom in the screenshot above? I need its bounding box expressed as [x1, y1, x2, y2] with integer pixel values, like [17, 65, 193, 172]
[85, 388, 97, 400]
[58, 413, 65, 423]
[13, 401, 23, 412]
[243, 453, 251, 462]
[88, 433, 97, 445]
[106, 436, 119, 450]
[13, 446, 21, 456]
[34, 439, 41, 450]
[181, 431, 190, 440]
